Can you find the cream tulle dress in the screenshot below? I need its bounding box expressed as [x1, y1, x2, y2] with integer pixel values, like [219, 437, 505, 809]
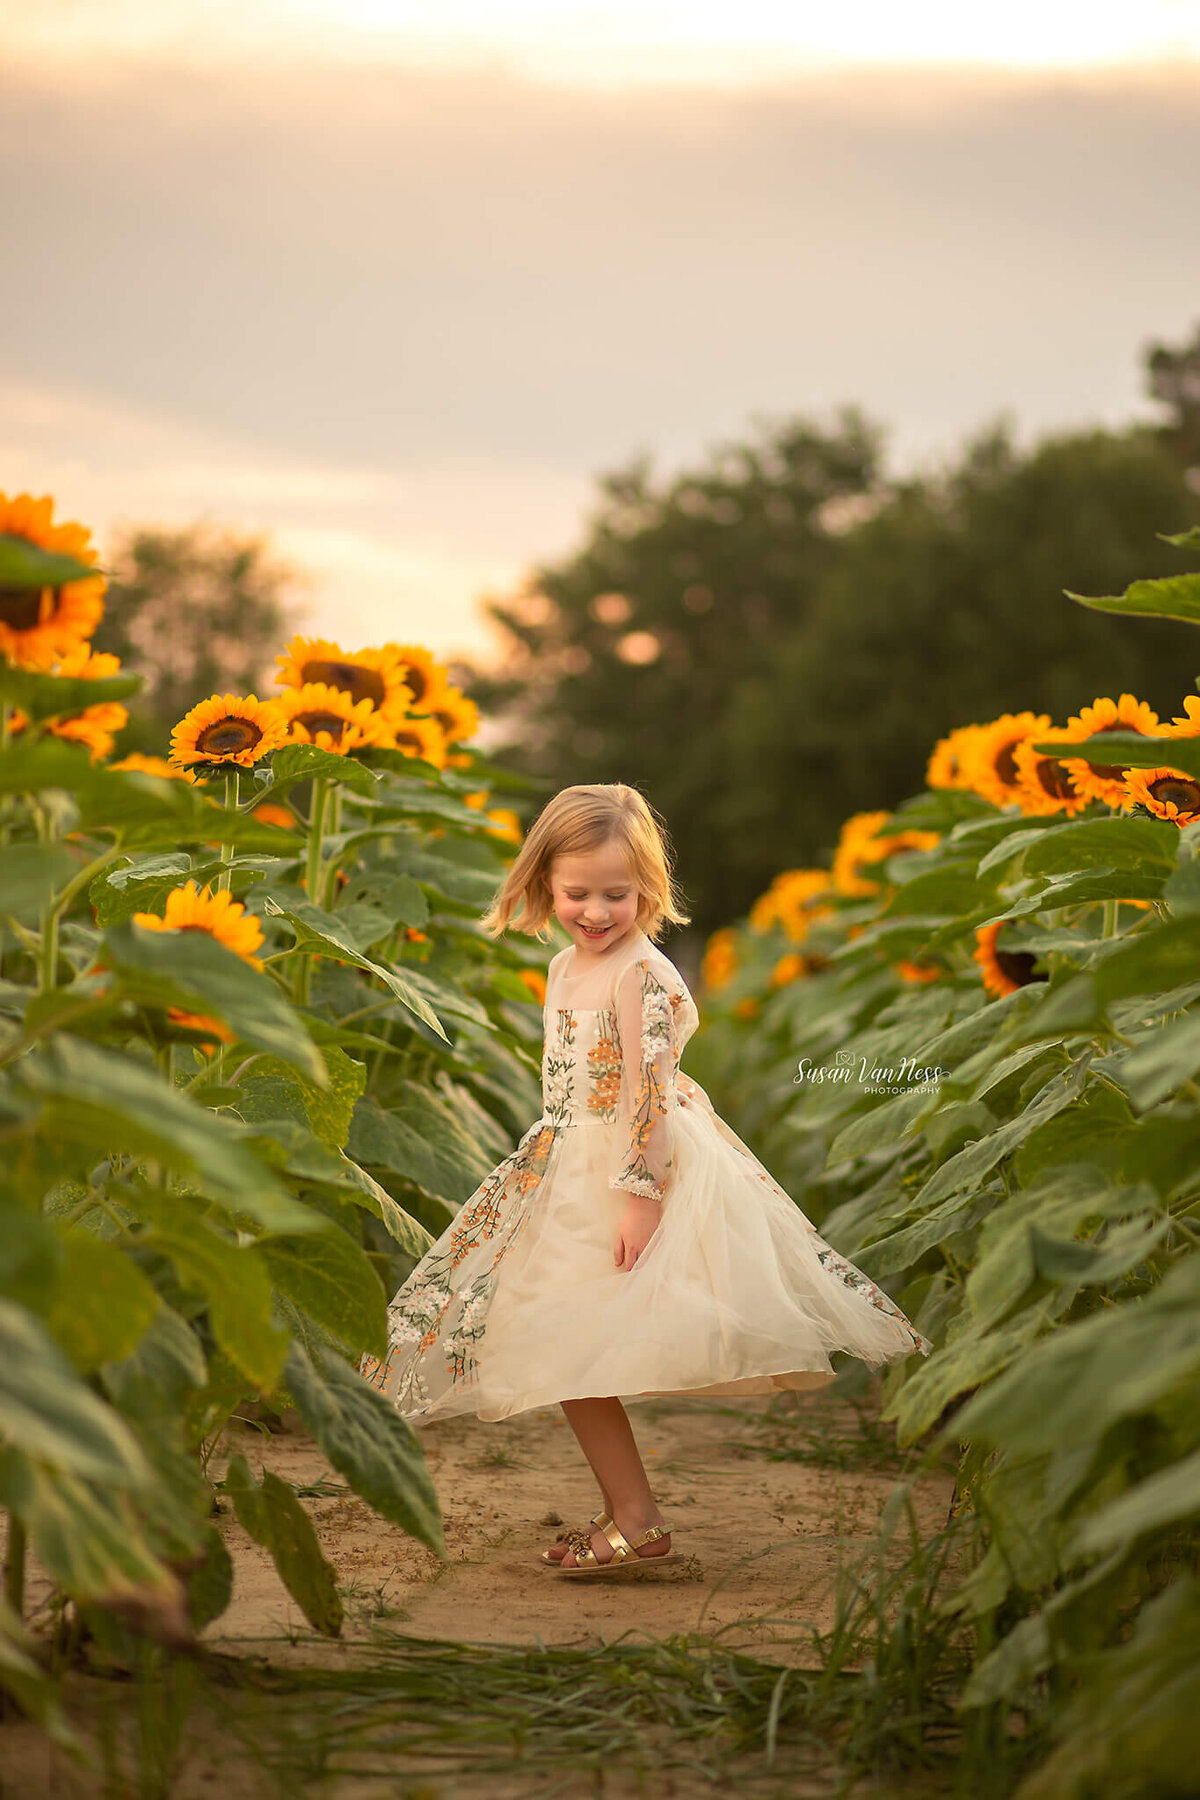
[360, 928, 931, 1423]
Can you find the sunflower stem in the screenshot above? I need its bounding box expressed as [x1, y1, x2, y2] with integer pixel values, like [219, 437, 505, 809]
[295, 777, 329, 1005]
[320, 787, 343, 909]
[38, 910, 60, 994]
[0, 702, 11, 850]
[1102, 899, 1119, 939]
[4, 1516, 25, 1622]
[33, 842, 127, 1000]
[217, 771, 239, 892]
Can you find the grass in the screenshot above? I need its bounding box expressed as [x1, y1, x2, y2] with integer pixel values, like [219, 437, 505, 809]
[35, 1491, 1039, 1800]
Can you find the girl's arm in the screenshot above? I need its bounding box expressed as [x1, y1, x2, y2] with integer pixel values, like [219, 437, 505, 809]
[609, 958, 678, 1205]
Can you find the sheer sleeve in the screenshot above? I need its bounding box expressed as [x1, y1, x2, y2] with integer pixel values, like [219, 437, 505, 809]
[609, 958, 679, 1202]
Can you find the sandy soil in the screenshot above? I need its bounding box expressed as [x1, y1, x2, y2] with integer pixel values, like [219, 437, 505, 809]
[206, 1391, 953, 1657]
[2, 1391, 955, 1799]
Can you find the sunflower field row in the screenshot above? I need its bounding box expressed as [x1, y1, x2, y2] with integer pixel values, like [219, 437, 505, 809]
[0, 493, 548, 1724]
[693, 528, 1200, 1797]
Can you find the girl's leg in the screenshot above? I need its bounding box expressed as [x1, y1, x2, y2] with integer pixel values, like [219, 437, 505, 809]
[552, 1396, 671, 1566]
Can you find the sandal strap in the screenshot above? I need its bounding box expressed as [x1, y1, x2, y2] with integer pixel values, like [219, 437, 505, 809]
[597, 1520, 672, 1563]
[598, 1519, 634, 1562]
[553, 1510, 611, 1546]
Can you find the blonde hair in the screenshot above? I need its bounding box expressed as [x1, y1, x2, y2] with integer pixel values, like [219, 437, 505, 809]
[480, 783, 690, 944]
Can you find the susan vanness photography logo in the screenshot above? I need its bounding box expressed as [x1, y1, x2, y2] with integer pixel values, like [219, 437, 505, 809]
[793, 1048, 946, 1097]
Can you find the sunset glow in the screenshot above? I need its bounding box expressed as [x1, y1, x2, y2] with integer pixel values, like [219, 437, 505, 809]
[7, 0, 1200, 79]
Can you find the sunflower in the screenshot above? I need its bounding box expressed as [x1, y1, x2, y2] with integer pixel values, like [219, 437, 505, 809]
[1168, 695, 1200, 737]
[387, 643, 452, 713]
[253, 801, 296, 830]
[832, 813, 940, 897]
[769, 952, 808, 988]
[701, 927, 737, 990]
[275, 637, 413, 717]
[169, 693, 289, 771]
[895, 959, 942, 984]
[1051, 695, 1163, 810]
[275, 682, 389, 755]
[732, 996, 761, 1020]
[964, 714, 1051, 808]
[926, 725, 984, 791]
[0, 492, 107, 665]
[7, 645, 129, 761]
[133, 881, 265, 968]
[973, 921, 1047, 1000]
[1011, 737, 1089, 818]
[831, 812, 891, 896]
[749, 869, 833, 941]
[169, 1009, 234, 1048]
[484, 807, 522, 844]
[424, 686, 480, 746]
[1123, 767, 1200, 827]
[518, 968, 547, 1004]
[386, 714, 449, 768]
[112, 752, 195, 781]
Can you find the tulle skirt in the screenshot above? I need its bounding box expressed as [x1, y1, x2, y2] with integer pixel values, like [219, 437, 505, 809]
[408, 1095, 929, 1424]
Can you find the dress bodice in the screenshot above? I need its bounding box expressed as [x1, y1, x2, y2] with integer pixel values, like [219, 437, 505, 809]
[538, 932, 700, 1198]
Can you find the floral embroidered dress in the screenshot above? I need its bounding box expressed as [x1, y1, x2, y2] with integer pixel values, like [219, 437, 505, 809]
[360, 929, 931, 1423]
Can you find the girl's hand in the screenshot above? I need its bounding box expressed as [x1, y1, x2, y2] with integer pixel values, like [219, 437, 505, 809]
[614, 1195, 662, 1272]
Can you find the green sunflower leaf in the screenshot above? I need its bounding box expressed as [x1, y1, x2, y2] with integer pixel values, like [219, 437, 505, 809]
[0, 533, 98, 590]
[1066, 572, 1200, 624]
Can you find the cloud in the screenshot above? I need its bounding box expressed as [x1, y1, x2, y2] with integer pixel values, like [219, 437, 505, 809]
[1, 375, 588, 658]
[3, 56, 1199, 663]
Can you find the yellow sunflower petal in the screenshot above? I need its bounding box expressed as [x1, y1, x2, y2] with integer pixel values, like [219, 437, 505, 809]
[169, 694, 289, 770]
[1124, 766, 1200, 826]
[0, 491, 107, 665]
[274, 682, 389, 756]
[133, 880, 265, 966]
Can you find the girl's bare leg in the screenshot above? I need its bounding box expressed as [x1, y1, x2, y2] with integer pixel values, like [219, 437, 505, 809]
[548, 1396, 671, 1567]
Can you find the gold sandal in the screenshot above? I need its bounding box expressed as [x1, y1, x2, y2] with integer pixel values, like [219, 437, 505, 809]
[539, 1511, 612, 1565]
[550, 1518, 687, 1579]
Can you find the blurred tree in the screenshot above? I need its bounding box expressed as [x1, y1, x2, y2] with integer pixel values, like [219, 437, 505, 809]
[94, 523, 303, 752]
[731, 423, 1198, 879]
[1146, 318, 1200, 470]
[466, 410, 886, 941]
[463, 385, 1198, 944]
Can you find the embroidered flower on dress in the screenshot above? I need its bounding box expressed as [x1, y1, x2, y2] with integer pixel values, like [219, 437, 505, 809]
[586, 1030, 622, 1120]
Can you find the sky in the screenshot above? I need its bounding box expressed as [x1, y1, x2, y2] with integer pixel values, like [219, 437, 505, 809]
[4, 2, 1200, 668]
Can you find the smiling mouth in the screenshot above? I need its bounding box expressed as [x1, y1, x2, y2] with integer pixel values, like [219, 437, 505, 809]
[580, 924, 611, 938]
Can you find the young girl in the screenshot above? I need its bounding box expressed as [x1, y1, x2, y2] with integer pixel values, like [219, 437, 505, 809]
[360, 783, 931, 1578]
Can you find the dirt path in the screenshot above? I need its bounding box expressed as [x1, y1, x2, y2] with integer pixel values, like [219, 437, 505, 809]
[3, 1391, 955, 1799]
[206, 1389, 953, 1657]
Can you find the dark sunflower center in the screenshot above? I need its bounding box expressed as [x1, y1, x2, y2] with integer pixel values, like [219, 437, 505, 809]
[996, 948, 1045, 987]
[1036, 757, 1079, 802]
[1149, 776, 1200, 812]
[995, 740, 1022, 784]
[0, 585, 52, 630]
[393, 730, 423, 751]
[1088, 720, 1143, 782]
[402, 665, 428, 704]
[196, 718, 264, 756]
[295, 711, 348, 741]
[300, 659, 384, 707]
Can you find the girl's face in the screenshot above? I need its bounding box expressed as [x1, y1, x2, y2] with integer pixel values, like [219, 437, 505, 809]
[547, 842, 641, 958]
